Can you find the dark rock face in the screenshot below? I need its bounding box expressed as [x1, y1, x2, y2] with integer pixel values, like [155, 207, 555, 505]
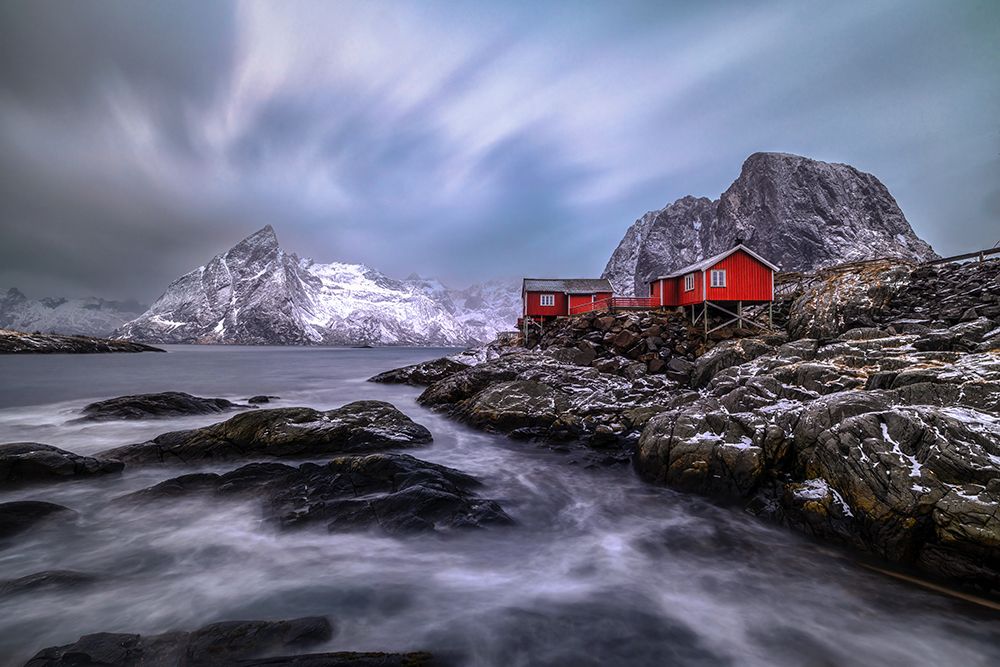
[26, 617, 334, 667]
[78, 392, 250, 421]
[369, 357, 471, 386]
[0, 328, 164, 354]
[121, 453, 512, 534]
[0, 442, 123, 487]
[0, 501, 76, 539]
[99, 401, 432, 465]
[603, 152, 937, 295]
[248, 395, 281, 404]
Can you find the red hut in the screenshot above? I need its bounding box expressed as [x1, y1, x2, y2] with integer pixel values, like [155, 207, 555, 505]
[648, 244, 779, 332]
[520, 278, 612, 325]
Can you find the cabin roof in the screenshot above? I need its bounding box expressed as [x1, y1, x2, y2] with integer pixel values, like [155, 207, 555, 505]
[653, 244, 780, 280]
[522, 278, 613, 294]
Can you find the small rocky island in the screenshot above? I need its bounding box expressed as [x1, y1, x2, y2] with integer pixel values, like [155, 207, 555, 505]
[373, 257, 1000, 593]
[0, 328, 164, 354]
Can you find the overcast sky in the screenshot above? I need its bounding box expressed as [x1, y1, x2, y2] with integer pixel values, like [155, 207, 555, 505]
[0, 1, 997, 300]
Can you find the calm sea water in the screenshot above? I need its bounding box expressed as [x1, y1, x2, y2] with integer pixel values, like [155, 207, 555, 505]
[0, 345, 998, 666]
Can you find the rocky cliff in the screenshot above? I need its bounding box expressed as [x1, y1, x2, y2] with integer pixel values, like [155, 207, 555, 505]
[603, 153, 938, 295]
[115, 226, 521, 346]
[374, 257, 1000, 592]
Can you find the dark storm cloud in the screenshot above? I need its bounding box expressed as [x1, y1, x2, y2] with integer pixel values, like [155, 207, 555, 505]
[0, 0, 997, 300]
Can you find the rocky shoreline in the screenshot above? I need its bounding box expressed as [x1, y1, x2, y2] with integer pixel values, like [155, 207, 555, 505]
[0, 328, 165, 354]
[371, 258, 1000, 593]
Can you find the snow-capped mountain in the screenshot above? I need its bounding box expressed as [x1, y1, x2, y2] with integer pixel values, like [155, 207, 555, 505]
[603, 152, 938, 295]
[114, 226, 520, 346]
[0, 288, 146, 337]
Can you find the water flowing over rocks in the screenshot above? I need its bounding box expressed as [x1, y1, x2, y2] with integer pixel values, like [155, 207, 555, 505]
[375, 257, 1000, 591]
[121, 453, 512, 534]
[603, 152, 937, 295]
[0, 500, 76, 540]
[99, 401, 433, 465]
[25, 616, 376, 666]
[78, 391, 251, 421]
[0, 328, 164, 354]
[0, 442, 123, 487]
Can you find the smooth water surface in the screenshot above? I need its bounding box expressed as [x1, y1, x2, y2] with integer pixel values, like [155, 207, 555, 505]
[0, 346, 998, 666]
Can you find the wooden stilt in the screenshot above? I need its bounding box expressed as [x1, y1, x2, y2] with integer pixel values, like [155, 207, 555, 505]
[703, 302, 708, 335]
[768, 302, 773, 329]
[737, 301, 743, 329]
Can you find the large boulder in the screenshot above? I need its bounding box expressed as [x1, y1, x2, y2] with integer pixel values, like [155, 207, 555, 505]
[635, 401, 772, 499]
[77, 391, 249, 421]
[0, 443, 123, 487]
[458, 380, 570, 431]
[121, 453, 512, 534]
[99, 401, 432, 465]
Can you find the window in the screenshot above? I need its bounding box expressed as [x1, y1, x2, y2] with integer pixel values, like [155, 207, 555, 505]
[684, 274, 695, 292]
[539, 294, 555, 307]
[710, 270, 726, 288]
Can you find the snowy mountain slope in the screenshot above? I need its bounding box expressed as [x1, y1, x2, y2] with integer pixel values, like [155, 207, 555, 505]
[603, 152, 938, 295]
[0, 288, 146, 337]
[115, 226, 519, 346]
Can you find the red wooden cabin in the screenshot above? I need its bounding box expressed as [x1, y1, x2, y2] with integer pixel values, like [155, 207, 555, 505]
[647, 244, 779, 331]
[520, 278, 612, 324]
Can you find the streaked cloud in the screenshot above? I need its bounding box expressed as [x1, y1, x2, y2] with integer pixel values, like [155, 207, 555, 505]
[0, 0, 996, 299]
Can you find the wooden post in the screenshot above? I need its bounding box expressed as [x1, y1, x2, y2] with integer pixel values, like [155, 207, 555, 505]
[737, 301, 743, 329]
[703, 302, 709, 335]
[768, 302, 773, 329]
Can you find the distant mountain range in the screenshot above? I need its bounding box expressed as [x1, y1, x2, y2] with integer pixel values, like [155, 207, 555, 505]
[0, 288, 146, 338]
[602, 152, 938, 295]
[113, 226, 521, 346]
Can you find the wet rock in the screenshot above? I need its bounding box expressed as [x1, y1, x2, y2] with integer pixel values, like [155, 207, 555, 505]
[122, 454, 512, 534]
[0, 501, 76, 539]
[248, 395, 281, 404]
[265, 454, 513, 533]
[635, 402, 767, 499]
[78, 391, 249, 421]
[0, 570, 99, 598]
[368, 357, 470, 386]
[460, 380, 570, 431]
[26, 617, 334, 667]
[99, 401, 432, 465]
[0, 442, 123, 487]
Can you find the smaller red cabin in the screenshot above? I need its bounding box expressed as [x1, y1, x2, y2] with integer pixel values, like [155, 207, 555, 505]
[647, 244, 779, 307]
[521, 278, 612, 324]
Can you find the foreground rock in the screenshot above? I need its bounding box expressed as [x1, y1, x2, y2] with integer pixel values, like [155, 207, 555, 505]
[0, 328, 164, 354]
[0, 501, 76, 540]
[26, 616, 341, 666]
[122, 453, 511, 534]
[0, 443, 123, 487]
[78, 391, 250, 421]
[99, 401, 432, 465]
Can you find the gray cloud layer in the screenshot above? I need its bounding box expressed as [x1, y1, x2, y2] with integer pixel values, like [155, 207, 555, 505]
[0, 0, 997, 300]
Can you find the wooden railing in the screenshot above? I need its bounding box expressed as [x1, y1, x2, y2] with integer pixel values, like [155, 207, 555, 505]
[569, 296, 658, 315]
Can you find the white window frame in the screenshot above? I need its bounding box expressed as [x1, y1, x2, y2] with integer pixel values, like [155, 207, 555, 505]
[539, 294, 555, 307]
[684, 274, 695, 292]
[710, 269, 726, 288]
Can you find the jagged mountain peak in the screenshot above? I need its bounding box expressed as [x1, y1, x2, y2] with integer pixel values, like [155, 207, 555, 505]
[115, 228, 521, 346]
[603, 152, 937, 295]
